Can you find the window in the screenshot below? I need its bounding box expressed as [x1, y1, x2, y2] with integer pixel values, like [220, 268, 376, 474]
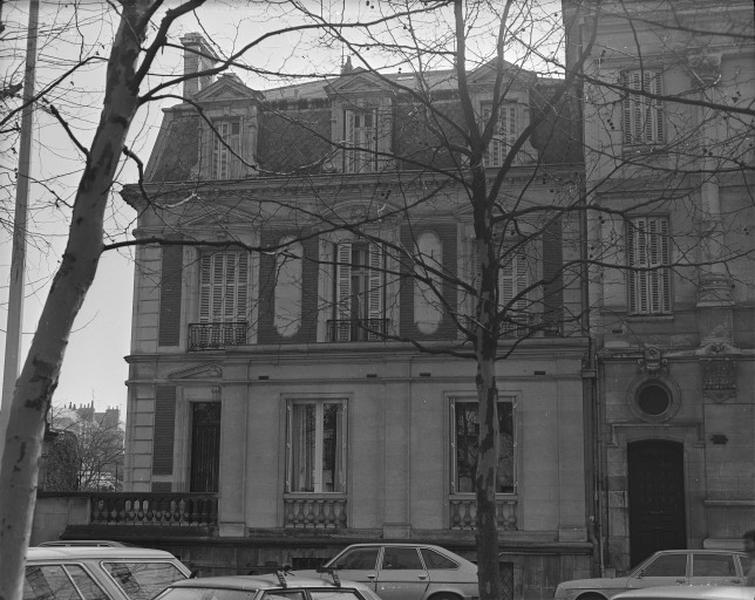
[481, 102, 518, 167]
[640, 553, 687, 577]
[626, 216, 671, 315]
[102, 562, 187, 600]
[211, 118, 241, 179]
[691, 553, 736, 577]
[381, 547, 423, 570]
[25, 566, 82, 600]
[622, 69, 664, 145]
[420, 549, 458, 570]
[328, 547, 379, 570]
[199, 250, 249, 323]
[286, 399, 346, 493]
[451, 398, 514, 494]
[499, 246, 531, 336]
[344, 108, 378, 173]
[331, 241, 386, 342]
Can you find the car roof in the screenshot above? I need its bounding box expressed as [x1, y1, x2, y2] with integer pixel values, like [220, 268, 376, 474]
[38, 540, 129, 547]
[651, 549, 748, 557]
[339, 542, 455, 552]
[169, 573, 363, 591]
[27, 546, 182, 561]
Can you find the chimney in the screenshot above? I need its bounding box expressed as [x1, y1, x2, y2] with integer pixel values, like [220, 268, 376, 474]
[180, 33, 219, 98]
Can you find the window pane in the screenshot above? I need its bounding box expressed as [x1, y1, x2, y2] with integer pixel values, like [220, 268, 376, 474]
[322, 403, 343, 492]
[290, 403, 316, 492]
[102, 562, 187, 600]
[159, 589, 253, 600]
[310, 593, 363, 600]
[454, 401, 514, 493]
[262, 592, 306, 600]
[692, 554, 735, 576]
[642, 554, 686, 577]
[420, 549, 458, 570]
[381, 547, 423, 570]
[65, 566, 108, 600]
[329, 548, 379, 570]
[24, 566, 81, 600]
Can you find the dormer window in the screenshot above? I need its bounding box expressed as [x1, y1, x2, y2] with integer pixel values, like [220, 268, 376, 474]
[211, 118, 241, 179]
[344, 108, 378, 173]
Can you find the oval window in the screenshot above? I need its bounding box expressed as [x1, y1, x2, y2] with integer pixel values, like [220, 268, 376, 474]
[637, 382, 671, 416]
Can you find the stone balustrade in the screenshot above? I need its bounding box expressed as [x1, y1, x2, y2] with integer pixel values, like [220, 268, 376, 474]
[283, 494, 347, 529]
[449, 495, 518, 530]
[89, 493, 218, 527]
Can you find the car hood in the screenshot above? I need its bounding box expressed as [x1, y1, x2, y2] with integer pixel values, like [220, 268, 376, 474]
[558, 577, 630, 590]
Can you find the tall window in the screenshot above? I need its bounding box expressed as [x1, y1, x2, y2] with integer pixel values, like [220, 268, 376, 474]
[199, 250, 249, 322]
[211, 118, 241, 179]
[286, 399, 346, 493]
[344, 108, 378, 173]
[451, 398, 515, 494]
[482, 102, 518, 167]
[622, 69, 664, 146]
[627, 216, 671, 315]
[332, 241, 386, 341]
[499, 246, 531, 336]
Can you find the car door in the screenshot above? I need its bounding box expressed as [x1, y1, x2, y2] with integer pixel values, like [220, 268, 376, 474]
[375, 546, 429, 600]
[689, 553, 744, 586]
[625, 552, 689, 590]
[325, 546, 381, 592]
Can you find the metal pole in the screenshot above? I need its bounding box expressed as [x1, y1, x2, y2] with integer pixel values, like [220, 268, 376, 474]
[0, 0, 39, 455]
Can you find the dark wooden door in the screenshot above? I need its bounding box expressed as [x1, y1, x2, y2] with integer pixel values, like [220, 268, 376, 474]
[628, 440, 687, 566]
[190, 402, 221, 492]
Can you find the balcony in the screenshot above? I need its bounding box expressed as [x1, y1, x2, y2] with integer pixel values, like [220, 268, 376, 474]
[449, 495, 517, 530]
[326, 318, 390, 342]
[90, 492, 218, 527]
[189, 322, 247, 350]
[283, 494, 347, 529]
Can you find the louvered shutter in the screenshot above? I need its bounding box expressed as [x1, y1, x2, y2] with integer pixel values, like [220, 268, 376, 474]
[335, 242, 352, 341]
[659, 218, 671, 312]
[627, 217, 670, 314]
[500, 247, 529, 335]
[367, 243, 384, 339]
[344, 109, 355, 172]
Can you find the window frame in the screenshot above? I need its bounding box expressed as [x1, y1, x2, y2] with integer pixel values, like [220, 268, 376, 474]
[198, 249, 250, 323]
[285, 398, 348, 494]
[210, 118, 242, 180]
[343, 107, 379, 173]
[621, 68, 665, 147]
[449, 396, 517, 495]
[626, 215, 672, 315]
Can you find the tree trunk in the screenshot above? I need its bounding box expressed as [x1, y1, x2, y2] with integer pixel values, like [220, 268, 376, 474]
[0, 3, 150, 597]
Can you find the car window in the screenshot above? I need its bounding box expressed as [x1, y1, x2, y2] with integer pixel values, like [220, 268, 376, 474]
[103, 562, 187, 600]
[329, 548, 379, 570]
[66, 566, 109, 600]
[261, 592, 305, 600]
[692, 554, 736, 576]
[24, 566, 81, 600]
[641, 554, 687, 577]
[381, 548, 422, 570]
[310, 592, 364, 600]
[420, 549, 458, 570]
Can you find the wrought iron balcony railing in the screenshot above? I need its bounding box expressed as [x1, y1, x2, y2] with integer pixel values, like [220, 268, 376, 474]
[326, 318, 390, 342]
[188, 322, 247, 350]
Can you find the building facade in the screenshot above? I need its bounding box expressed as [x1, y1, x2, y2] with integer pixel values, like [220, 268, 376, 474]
[564, 0, 755, 573]
[120, 32, 591, 598]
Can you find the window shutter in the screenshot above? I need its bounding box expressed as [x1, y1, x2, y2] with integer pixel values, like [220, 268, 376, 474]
[335, 242, 352, 340]
[367, 243, 384, 338]
[158, 245, 183, 346]
[344, 109, 355, 172]
[659, 217, 671, 312]
[237, 252, 249, 320]
[152, 385, 176, 476]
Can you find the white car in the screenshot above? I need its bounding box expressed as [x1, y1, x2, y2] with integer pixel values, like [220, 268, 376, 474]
[613, 585, 755, 600]
[297, 542, 479, 600]
[24, 545, 190, 600]
[554, 550, 749, 600]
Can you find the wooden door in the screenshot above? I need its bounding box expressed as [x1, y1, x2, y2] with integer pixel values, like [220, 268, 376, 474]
[628, 440, 687, 566]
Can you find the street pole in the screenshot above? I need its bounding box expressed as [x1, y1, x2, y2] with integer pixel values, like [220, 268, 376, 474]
[0, 0, 39, 458]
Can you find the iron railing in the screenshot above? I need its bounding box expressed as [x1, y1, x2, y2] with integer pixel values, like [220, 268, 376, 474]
[326, 318, 390, 342]
[188, 322, 247, 350]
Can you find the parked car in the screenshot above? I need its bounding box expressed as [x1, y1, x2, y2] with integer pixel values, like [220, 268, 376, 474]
[613, 585, 755, 600]
[296, 542, 479, 600]
[553, 549, 750, 600]
[38, 540, 130, 547]
[153, 570, 384, 600]
[24, 545, 191, 600]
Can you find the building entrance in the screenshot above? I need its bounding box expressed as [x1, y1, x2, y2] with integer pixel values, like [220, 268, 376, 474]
[628, 439, 686, 566]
